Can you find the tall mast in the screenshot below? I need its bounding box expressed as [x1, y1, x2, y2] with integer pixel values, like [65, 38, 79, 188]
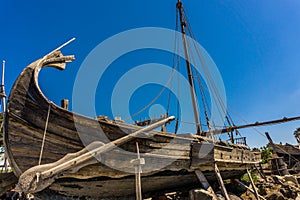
[1, 60, 8, 173]
[1, 60, 6, 111]
[176, 0, 201, 134]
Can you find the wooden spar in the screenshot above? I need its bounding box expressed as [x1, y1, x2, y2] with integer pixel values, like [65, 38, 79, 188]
[203, 116, 300, 135]
[16, 116, 175, 193]
[46, 38, 75, 57]
[176, 0, 201, 134]
[1, 60, 6, 110]
[1, 60, 5, 116]
[1, 60, 6, 100]
[1, 60, 8, 173]
[265, 132, 274, 145]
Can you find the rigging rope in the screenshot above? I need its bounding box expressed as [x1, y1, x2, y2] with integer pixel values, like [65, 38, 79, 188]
[174, 53, 181, 134]
[182, 9, 225, 126]
[167, 9, 180, 116]
[124, 62, 176, 122]
[179, 8, 256, 144]
[185, 13, 240, 143]
[125, 7, 180, 125]
[38, 104, 51, 165]
[174, 9, 181, 134]
[185, 14, 229, 121]
[171, 6, 300, 163]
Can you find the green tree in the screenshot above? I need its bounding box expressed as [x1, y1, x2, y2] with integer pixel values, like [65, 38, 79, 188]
[294, 127, 300, 143]
[260, 145, 272, 164]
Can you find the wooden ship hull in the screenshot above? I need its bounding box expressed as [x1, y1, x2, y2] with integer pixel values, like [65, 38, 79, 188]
[266, 132, 300, 175]
[2, 50, 261, 198]
[271, 142, 300, 169]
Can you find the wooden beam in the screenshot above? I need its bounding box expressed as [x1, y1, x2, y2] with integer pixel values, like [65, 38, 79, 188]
[195, 170, 219, 200]
[204, 116, 300, 135]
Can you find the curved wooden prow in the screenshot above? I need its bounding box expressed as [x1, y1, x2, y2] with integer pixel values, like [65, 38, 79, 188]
[34, 37, 76, 71]
[4, 40, 75, 177]
[37, 51, 75, 71]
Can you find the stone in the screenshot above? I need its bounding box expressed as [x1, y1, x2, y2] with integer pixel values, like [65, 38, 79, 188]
[283, 174, 298, 185]
[189, 189, 215, 200]
[265, 191, 285, 200]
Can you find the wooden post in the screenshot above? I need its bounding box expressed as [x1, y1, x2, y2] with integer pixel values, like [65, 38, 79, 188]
[1, 60, 8, 173]
[214, 163, 230, 200]
[134, 142, 143, 200]
[0, 60, 6, 99]
[61, 99, 69, 110]
[195, 170, 219, 200]
[247, 167, 260, 200]
[254, 164, 266, 180]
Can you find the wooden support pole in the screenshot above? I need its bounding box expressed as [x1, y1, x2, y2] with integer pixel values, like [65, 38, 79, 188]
[247, 167, 260, 200]
[254, 164, 266, 179]
[60, 99, 69, 110]
[234, 179, 266, 200]
[1, 60, 8, 173]
[135, 142, 143, 200]
[195, 170, 219, 200]
[214, 163, 230, 200]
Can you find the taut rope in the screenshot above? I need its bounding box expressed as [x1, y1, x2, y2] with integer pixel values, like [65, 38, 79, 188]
[38, 104, 51, 165]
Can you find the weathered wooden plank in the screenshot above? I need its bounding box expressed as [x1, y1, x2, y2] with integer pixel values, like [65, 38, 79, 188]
[191, 143, 214, 167]
[145, 141, 191, 150]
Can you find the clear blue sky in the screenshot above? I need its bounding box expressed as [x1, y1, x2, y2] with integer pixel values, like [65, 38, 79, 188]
[1, 0, 300, 148]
